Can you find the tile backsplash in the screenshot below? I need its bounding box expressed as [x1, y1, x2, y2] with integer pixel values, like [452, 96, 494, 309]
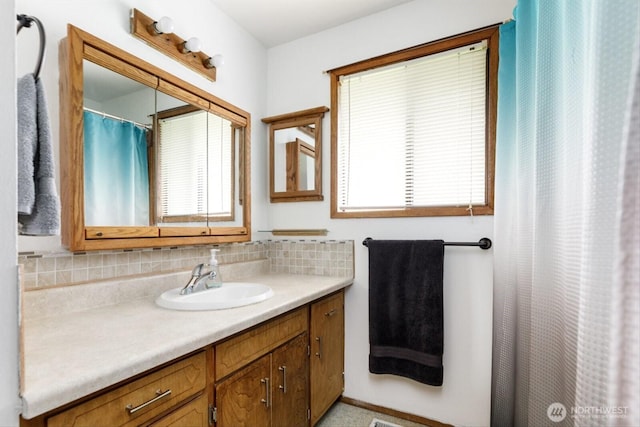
[19, 240, 353, 290]
[268, 240, 353, 277]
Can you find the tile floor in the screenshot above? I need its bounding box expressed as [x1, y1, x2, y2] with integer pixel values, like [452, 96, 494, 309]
[316, 402, 429, 427]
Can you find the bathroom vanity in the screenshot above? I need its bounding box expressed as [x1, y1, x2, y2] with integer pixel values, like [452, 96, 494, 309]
[20, 270, 350, 427]
[20, 18, 353, 427]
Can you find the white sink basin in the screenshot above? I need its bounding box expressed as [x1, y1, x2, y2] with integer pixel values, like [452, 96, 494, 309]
[156, 282, 274, 311]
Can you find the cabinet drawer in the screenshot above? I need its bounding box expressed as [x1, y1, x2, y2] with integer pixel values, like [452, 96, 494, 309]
[47, 352, 206, 427]
[215, 307, 308, 379]
[148, 394, 209, 427]
[311, 291, 343, 321]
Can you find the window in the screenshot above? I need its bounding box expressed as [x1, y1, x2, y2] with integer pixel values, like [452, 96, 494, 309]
[330, 25, 499, 218]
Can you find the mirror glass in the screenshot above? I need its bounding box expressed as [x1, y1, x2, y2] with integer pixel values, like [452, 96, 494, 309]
[83, 60, 155, 227]
[82, 60, 241, 229]
[273, 124, 316, 192]
[263, 107, 328, 203]
[60, 25, 250, 251]
[154, 90, 242, 229]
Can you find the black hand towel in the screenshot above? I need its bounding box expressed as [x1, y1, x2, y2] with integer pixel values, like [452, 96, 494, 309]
[368, 239, 444, 386]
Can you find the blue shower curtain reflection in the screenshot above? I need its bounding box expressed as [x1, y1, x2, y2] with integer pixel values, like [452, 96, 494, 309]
[83, 111, 150, 226]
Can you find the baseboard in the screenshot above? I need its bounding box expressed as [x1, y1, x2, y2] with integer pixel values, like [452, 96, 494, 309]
[339, 396, 452, 427]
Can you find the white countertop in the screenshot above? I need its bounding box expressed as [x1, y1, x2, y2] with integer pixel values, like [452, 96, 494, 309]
[21, 272, 352, 419]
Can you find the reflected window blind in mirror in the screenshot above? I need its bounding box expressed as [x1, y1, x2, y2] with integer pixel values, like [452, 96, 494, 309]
[157, 108, 233, 222]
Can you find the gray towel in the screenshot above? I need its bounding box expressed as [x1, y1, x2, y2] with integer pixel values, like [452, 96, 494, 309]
[17, 74, 60, 236]
[17, 74, 36, 214]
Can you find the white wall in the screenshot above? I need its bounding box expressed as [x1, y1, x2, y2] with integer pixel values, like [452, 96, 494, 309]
[1, 3, 20, 427]
[16, 0, 270, 253]
[265, 1, 514, 425]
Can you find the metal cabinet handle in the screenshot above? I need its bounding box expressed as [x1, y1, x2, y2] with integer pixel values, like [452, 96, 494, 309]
[325, 309, 337, 317]
[278, 366, 287, 393]
[125, 389, 172, 414]
[260, 377, 270, 407]
[315, 337, 322, 359]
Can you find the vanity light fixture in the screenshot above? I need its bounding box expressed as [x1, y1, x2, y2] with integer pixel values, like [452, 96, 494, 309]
[130, 8, 219, 81]
[204, 54, 224, 69]
[180, 37, 202, 54]
[151, 16, 174, 35]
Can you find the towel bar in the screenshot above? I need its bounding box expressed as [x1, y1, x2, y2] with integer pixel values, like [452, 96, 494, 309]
[362, 237, 492, 250]
[17, 14, 46, 79]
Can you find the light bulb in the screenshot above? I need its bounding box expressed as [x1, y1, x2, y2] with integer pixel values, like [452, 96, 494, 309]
[152, 16, 174, 34]
[181, 37, 201, 53]
[204, 54, 224, 69]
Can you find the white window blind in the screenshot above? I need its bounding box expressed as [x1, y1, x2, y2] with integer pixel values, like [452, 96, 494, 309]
[157, 110, 232, 219]
[337, 41, 488, 212]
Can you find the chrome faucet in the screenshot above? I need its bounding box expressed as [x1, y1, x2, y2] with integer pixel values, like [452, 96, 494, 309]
[180, 263, 217, 295]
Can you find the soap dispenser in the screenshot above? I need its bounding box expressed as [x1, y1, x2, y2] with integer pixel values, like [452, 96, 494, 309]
[205, 249, 223, 289]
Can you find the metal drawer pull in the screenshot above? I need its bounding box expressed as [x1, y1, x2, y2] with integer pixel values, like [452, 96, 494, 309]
[325, 309, 337, 317]
[315, 337, 322, 359]
[126, 389, 172, 414]
[278, 366, 287, 393]
[260, 377, 270, 407]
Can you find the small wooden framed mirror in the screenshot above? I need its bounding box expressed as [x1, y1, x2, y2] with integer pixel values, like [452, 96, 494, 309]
[262, 107, 328, 203]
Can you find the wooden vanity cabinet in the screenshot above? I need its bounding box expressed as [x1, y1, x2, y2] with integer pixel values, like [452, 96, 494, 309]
[147, 394, 209, 427]
[215, 353, 271, 427]
[22, 289, 347, 427]
[272, 333, 310, 427]
[310, 291, 345, 426]
[25, 351, 209, 427]
[213, 307, 309, 427]
[214, 333, 308, 427]
[212, 291, 345, 427]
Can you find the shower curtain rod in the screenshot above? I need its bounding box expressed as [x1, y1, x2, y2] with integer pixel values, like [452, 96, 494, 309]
[362, 237, 492, 250]
[83, 107, 152, 129]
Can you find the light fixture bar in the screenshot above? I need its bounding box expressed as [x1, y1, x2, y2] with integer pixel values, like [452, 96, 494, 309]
[130, 8, 217, 81]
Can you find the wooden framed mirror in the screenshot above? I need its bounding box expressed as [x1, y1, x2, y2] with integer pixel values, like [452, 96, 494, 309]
[262, 107, 328, 203]
[59, 24, 251, 251]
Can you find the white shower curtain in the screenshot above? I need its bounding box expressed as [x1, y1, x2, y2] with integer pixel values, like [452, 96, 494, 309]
[491, 1, 640, 426]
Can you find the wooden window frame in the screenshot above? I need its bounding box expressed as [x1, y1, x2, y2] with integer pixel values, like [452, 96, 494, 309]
[329, 24, 499, 218]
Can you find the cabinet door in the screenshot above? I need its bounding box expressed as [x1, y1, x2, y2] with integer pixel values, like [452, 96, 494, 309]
[309, 291, 344, 426]
[272, 333, 309, 427]
[148, 394, 208, 427]
[215, 354, 271, 427]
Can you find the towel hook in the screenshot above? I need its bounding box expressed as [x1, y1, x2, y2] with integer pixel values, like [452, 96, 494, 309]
[16, 14, 46, 79]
